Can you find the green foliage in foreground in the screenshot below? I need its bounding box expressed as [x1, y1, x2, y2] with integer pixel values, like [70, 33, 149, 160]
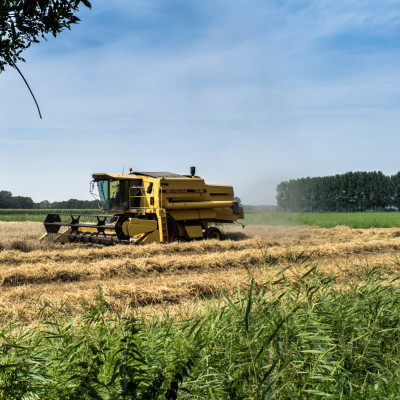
[241, 210, 400, 228]
[1, 260, 400, 399]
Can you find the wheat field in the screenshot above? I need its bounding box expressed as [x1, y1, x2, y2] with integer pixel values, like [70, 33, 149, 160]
[1, 221, 400, 322]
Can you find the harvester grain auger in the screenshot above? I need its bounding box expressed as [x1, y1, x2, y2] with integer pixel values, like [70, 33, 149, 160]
[41, 168, 244, 245]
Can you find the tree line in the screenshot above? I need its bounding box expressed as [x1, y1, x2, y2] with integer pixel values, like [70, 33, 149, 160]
[276, 171, 400, 212]
[0, 190, 98, 209]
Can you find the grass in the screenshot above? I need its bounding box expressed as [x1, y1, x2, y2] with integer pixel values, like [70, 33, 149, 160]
[3, 208, 400, 229]
[1, 259, 400, 399]
[241, 209, 400, 228]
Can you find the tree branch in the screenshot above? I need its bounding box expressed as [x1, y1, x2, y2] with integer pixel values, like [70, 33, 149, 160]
[9, 58, 42, 119]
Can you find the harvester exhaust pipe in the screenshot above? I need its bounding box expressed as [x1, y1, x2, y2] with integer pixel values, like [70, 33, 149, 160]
[190, 166, 196, 176]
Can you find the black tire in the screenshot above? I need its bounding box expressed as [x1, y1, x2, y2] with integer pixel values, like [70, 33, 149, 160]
[204, 227, 223, 240]
[166, 215, 180, 242]
[115, 215, 129, 240]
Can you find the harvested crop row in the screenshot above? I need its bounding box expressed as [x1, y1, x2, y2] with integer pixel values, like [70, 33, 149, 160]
[0, 248, 261, 287]
[0, 268, 258, 321]
[2, 222, 400, 322]
[0, 237, 260, 265]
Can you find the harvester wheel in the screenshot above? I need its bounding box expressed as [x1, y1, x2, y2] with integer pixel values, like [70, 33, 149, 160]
[204, 227, 223, 240]
[115, 215, 129, 241]
[166, 215, 179, 242]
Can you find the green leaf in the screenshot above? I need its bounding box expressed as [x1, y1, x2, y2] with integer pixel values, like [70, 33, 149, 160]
[244, 278, 254, 331]
[80, 0, 92, 8]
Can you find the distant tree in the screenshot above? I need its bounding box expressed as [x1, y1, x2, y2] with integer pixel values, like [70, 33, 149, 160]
[276, 171, 400, 212]
[392, 172, 400, 210]
[0, 191, 12, 208]
[0, 0, 91, 72]
[10, 195, 34, 209]
[36, 200, 51, 209]
[276, 181, 289, 210]
[50, 198, 98, 209]
[0, 189, 100, 209]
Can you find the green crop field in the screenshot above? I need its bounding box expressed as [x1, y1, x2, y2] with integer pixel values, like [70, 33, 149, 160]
[2, 208, 400, 229]
[2, 209, 400, 228]
[240, 209, 400, 228]
[0, 209, 100, 222]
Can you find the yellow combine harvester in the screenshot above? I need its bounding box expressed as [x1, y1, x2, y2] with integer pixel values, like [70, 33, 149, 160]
[43, 167, 244, 244]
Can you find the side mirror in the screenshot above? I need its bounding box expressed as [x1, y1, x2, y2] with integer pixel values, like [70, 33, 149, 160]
[90, 180, 95, 195]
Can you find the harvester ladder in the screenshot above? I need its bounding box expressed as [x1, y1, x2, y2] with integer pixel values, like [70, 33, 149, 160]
[156, 209, 168, 243]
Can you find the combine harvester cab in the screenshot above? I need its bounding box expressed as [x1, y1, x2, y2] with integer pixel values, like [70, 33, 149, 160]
[42, 168, 244, 245]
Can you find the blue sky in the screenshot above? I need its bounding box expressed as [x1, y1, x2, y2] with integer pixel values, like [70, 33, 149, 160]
[1, 0, 400, 204]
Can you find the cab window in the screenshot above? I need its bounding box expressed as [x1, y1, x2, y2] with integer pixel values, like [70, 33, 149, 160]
[97, 180, 109, 204]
